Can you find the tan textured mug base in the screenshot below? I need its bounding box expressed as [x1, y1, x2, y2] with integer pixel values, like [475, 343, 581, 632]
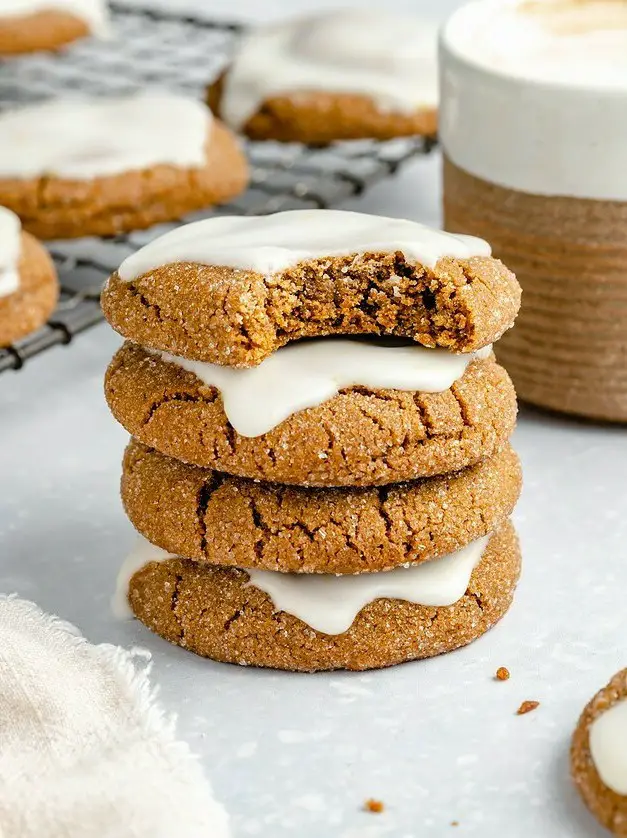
[444, 156, 627, 423]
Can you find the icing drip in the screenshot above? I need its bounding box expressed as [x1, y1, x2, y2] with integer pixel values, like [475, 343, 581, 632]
[156, 340, 492, 437]
[0, 207, 21, 299]
[589, 698, 627, 795]
[219, 9, 439, 130]
[112, 536, 177, 620]
[117, 209, 491, 279]
[0, 94, 211, 180]
[113, 534, 491, 634]
[0, 0, 109, 35]
[247, 535, 491, 635]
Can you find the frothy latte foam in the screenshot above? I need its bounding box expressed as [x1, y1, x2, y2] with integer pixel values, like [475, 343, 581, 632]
[446, 0, 627, 88]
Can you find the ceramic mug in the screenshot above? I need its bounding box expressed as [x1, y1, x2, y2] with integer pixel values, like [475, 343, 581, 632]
[440, 0, 627, 422]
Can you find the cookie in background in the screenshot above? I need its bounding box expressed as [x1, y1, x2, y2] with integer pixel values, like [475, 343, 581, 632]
[0, 207, 58, 347]
[0, 93, 249, 239]
[209, 9, 438, 143]
[0, 0, 109, 55]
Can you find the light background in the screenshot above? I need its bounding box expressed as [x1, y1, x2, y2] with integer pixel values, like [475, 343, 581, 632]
[0, 2, 624, 836]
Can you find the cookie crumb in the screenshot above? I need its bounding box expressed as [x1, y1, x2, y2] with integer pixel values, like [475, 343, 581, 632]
[451, 821, 459, 827]
[516, 700, 540, 715]
[364, 799, 384, 814]
[496, 666, 510, 681]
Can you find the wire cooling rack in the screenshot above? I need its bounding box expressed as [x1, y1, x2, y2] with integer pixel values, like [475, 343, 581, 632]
[0, 2, 436, 374]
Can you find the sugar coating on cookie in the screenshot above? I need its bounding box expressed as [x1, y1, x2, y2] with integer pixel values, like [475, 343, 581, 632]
[572, 669, 627, 835]
[0, 0, 108, 34]
[0, 207, 21, 298]
[0, 228, 58, 347]
[115, 532, 489, 633]
[154, 340, 493, 437]
[118, 210, 490, 279]
[120, 522, 520, 671]
[106, 347, 517, 486]
[218, 9, 439, 131]
[0, 94, 211, 180]
[104, 210, 519, 366]
[121, 440, 522, 574]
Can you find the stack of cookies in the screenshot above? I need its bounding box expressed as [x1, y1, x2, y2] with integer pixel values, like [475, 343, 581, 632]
[102, 209, 523, 673]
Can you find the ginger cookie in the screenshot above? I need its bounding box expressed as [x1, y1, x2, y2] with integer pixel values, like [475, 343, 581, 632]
[0, 207, 58, 347]
[121, 522, 521, 672]
[106, 344, 517, 486]
[0, 1, 108, 56]
[101, 210, 521, 365]
[571, 669, 627, 835]
[0, 94, 248, 240]
[121, 439, 522, 574]
[206, 9, 438, 143]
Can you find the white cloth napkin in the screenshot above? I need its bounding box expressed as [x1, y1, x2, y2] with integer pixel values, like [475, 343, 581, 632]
[0, 595, 230, 838]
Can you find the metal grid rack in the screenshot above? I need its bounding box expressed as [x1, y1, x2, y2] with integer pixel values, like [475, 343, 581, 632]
[0, 2, 436, 374]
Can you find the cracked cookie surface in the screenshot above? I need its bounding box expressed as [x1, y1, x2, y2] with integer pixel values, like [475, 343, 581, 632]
[0, 231, 58, 347]
[122, 440, 521, 573]
[101, 251, 521, 366]
[0, 121, 248, 240]
[106, 344, 517, 486]
[207, 74, 437, 144]
[571, 669, 627, 836]
[127, 522, 520, 672]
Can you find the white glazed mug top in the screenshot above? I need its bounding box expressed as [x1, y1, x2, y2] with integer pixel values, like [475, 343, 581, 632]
[439, 0, 627, 200]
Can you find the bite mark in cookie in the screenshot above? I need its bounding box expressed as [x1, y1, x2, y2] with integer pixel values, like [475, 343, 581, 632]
[102, 209, 521, 364]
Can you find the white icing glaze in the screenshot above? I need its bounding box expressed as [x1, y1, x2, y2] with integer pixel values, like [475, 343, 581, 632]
[156, 340, 492, 437]
[219, 9, 439, 130]
[113, 533, 490, 634]
[589, 698, 627, 795]
[247, 535, 490, 635]
[118, 209, 491, 280]
[112, 535, 177, 620]
[441, 0, 627, 200]
[0, 0, 109, 35]
[0, 207, 21, 299]
[0, 93, 211, 180]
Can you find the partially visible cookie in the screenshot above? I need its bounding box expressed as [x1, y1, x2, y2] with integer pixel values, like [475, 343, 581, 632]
[0, 208, 58, 347]
[0, 1, 108, 56]
[572, 669, 627, 835]
[106, 345, 517, 486]
[127, 522, 521, 672]
[207, 9, 438, 143]
[121, 439, 522, 574]
[0, 94, 248, 239]
[102, 210, 521, 365]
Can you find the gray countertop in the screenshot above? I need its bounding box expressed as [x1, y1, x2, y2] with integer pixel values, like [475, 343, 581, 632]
[1, 2, 626, 836]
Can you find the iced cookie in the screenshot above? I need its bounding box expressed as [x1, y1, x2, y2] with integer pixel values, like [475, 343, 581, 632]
[118, 522, 520, 672]
[106, 344, 516, 486]
[572, 669, 627, 835]
[101, 210, 521, 366]
[0, 94, 249, 239]
[121, 440, 522, 574]
[0, 0, 108, 56]
[0, 207, 58, 347]
[206, 9, 438, 143]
